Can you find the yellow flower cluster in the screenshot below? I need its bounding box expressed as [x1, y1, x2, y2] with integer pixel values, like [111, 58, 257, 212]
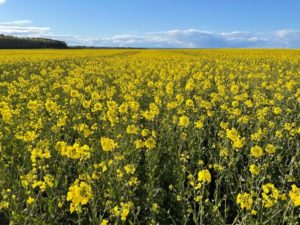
[237, 192, 253, 210]
[55, 141, 91, 160]
[226, 128, 245, 149]
[67, 180, 92, 213]
[262, 183, 279, 208]
[100, 137, 118, 152]
[289, 185, 300, 207]
[198, 169, 211, 184]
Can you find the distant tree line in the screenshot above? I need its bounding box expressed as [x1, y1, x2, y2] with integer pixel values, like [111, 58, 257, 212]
[0, 35, 68, 49]
[70, 46, 146, 49]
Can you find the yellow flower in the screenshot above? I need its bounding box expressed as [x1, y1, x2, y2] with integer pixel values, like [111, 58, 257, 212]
[186, 99, 194, 107]
[124, 164, 136, 174]
[244, 100, 253, 108]
[178, 115, 190, 127]
[92, 102, 103, 112]
[112, 206, 119, 216]
[100, 137, 117, 152]
[185, 79, 195, 90]
[198, 169, 211, 184]
[23, 131, 38, 142]
[237, 192, 253, 210]
[289, 184, 300, 207]
[151, 203, 159, 213]
[26, 197, 35, 205]
[226, 128, 240, 141]
[167, 101, 178, 109]
[231, 100, 239, 107]
[250, 146, 263, 158]
[219, 148, 228, 157]
[144, 137, 156, 150]
[0, 201, 9, 209]
[181, 132, 187, 140]
[251, 210, 257, 215]
[220, 122, 229, 129]
[55, 142, 90, 160]
[249, 164, 260, 176]
[100, 219, 109, 225]
[128, 177, 138, 186]
[27, 100, 39, 110]
[120, 202, 132, 221]
[251, 131, 263, 142]
[82, 100, 91, 109]
[45, 99, 57, 112]
[194, 195, 202, 202]
[265, 144, 276, 154]
[194, 120, 204, 129]
[273, 107, 282, 115]
[262, 183, 279, 208]
[70, 89, 80, 98]
[67, 180, 92, 213]
[141, 129, 150, 137]
[126, 125, 139, 134]
[232, 137, 245, 149]
[119, 102, 128, 113]
[134, 139, 144, 149]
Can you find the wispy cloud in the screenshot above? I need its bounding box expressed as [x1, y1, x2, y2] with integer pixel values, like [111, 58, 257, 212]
[60, 29, 300, 48]
[0, 20, 32, 25]
[0, 0, 6, 5]
[1, 19, 300, 48]
[0, 20, 50, 35]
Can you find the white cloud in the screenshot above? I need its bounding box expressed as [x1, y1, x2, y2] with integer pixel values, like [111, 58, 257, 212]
[0, 20, 32, 25]
[0, 0, 5, 5]
[65, 29, 300, 48]
[0, 20, 50, 36]
[1, 19, 300, 48]
[273, 29, 300, 47]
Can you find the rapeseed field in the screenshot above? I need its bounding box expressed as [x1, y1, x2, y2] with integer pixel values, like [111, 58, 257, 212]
[0, 49, 299, 224]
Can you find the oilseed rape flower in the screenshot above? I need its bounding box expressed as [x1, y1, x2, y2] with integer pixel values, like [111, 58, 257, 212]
[134, 139, 144, 149]
[55, 141, 91, 160]
[22, 131, 38, 142]
[141, 129, 150, 137]
[194, 120, 204, 129]
[45, 99, 58, 112]
[262, 183, 279, 208]
[100, 137, 118, 152]
[289, 185, 300, 207]
[126, 125, 139, 134]
[273, 107, 282, 115]
[67, 180, 92, 213]
[100, 219, 109, 225]
[121, 207, 130, 221]
[26, 197, 35, 205]
[178, 115, 190, 127]
[144, 137, 156, 150]
[27, 100, 39, 110]
[249, 164, 260, 176]
[124, 164, 136, 174]
[265, 144, 276, 154]
[226, 128, 245, 149]
[237, 193, 253, 210]
[198, 169, 211, 184]
[250, 146, 263, 158]
[232, 137, 245, 149]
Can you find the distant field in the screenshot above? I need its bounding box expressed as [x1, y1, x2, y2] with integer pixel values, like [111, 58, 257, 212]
[0, 49, 299, 225]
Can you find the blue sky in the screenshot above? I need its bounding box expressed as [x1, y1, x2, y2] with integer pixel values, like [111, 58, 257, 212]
[1, 0, 300, 48]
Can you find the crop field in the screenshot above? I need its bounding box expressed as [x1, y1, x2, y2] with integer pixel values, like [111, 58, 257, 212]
[0, 49, 299, 225]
